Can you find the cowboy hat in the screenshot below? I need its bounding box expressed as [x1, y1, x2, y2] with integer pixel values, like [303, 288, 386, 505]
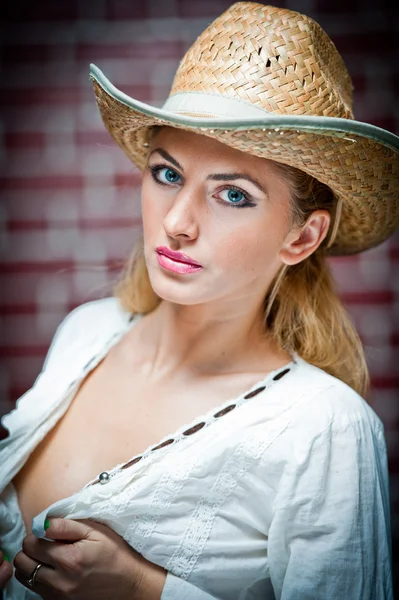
[89, 2, 399, 256]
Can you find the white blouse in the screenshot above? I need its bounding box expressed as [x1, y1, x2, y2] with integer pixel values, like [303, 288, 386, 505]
[0, 297, 393, 600]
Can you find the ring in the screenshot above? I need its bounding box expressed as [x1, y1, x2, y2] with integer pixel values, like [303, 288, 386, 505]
[26, 562, 43, 589]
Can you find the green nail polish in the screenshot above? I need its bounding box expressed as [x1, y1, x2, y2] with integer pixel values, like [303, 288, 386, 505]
[1, 548, 9, 562]
[44, 518, 50, 530]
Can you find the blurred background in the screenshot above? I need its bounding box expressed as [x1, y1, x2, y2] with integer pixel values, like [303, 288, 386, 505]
[1, 0, 398, 593]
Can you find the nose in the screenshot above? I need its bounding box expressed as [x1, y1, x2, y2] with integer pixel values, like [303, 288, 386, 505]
[163, 185, 200, 240]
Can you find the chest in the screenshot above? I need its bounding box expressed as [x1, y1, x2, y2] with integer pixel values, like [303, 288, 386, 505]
[11, 355, 268, 534]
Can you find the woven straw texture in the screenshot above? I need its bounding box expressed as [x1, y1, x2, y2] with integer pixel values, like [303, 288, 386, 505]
[91, 2, 399, 256]
[170, 3, 354, 119]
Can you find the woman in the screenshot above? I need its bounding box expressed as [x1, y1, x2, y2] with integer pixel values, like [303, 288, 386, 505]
[0, 2, 397, 599]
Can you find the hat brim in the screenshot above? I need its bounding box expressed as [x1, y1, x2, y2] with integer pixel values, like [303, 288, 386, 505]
[90, 63, 399, 256]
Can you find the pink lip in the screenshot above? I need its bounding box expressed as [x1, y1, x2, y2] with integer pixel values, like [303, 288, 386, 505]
[155, 247, 203, 274]
[156, 246, 202, 267]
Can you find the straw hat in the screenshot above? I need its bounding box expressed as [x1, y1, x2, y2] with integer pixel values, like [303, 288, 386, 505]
[89, 2, 399, 256]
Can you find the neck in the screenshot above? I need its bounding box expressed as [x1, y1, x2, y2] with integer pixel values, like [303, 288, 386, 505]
[134, 298, 290, 380]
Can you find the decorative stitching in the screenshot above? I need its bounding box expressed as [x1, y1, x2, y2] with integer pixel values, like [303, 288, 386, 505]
[164, 412, 294, 579]
[84, 361, 295, 490]
[122, 452, 202, 553]
[104, 363, 299, 565]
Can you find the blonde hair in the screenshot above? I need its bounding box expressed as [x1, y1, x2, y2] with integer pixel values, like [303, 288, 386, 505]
[115, 157, 369, 398]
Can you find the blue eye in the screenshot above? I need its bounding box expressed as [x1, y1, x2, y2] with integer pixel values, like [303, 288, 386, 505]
[226, 189, 244, 203]
[218, 187, 254, 208]
[164, 168, 180, 183]
[151, 166, 181, 185]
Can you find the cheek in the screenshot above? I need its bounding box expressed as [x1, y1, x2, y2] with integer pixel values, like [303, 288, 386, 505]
[216, 217, 285, 274]
[141, 180, 165, 236]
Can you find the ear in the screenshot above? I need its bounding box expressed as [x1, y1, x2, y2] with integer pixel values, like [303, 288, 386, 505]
[279, 210, 331, 265]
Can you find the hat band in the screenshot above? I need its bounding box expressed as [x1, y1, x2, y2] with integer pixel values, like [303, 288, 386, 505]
[162, 92, 272, 119]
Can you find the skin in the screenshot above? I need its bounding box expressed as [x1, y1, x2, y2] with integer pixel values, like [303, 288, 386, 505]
[140, 127, 330, 378]
[12, 519, 166, 599]
[7, 127, 330, 598]
[0, 549, 13, 589]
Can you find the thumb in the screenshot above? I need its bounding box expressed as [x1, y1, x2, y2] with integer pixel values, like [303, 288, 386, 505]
[43, 517, 94, 542]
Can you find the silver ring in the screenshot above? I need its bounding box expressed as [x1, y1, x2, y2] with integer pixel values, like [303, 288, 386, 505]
[26, 562, 43, 589]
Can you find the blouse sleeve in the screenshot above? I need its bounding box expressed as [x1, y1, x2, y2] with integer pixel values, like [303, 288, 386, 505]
[0, 302, 92, 438]
[41, 302, 89, 371]
[266, 395, 393, 600]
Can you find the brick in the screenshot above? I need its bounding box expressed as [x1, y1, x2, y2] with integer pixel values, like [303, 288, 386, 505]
[5, 132, 46, 150]
[106, 0, 148, 20]
[4, 0, 80, 22]
[178, 0, 232, 18]
[76, 40, 183, 60]
[1, 44, 53, 65]
[0, 87, 83, 108]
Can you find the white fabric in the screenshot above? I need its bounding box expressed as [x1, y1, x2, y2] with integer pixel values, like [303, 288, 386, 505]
[162, 92, 272, 118]
[0, 297, 393, 600]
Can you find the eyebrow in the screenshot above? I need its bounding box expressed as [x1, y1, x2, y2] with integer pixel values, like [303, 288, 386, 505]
[206, 172, 266, 195]
[150, 147, 267, 195]
[151, 148, 183, 170]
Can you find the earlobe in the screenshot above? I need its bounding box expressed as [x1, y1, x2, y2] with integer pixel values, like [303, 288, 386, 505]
[280, 211, 331, 265]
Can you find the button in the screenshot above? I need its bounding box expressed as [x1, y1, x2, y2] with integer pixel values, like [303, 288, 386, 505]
[121, 456, 142, 470]
[152, 439, 174, 451]
[244, 386, 266, 399]
[183, 422, 206, 436]
[98, 471, 110, 484]
[273, 368, 291, 381]
[214, 404, 236, 418]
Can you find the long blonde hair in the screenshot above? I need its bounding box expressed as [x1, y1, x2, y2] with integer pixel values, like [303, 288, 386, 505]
[115, 156, 369, 397]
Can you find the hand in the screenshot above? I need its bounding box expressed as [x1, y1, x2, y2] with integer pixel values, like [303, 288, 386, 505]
[14, 517, 167, 600]
[0, 546, 13, 590]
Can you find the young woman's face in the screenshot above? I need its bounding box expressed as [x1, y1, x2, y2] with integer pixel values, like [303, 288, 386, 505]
[141, 127, 296, 309]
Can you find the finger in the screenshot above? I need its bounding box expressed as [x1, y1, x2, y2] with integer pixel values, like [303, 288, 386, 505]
[0, 548, 10, 564]
[0, 559, 13, 589]
[13, 549, 51, 591]
[14, 560, 61, 597]
[14, 550, 78, 598]
[14, 549, 47, 577]
[44, 517, 94, 542]
[20, 535, 71, 570]
[13, 550, 56, 583]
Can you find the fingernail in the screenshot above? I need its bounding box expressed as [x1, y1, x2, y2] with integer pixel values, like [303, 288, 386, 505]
[0, 549, 9, 562]
[44, 518, 50, 530]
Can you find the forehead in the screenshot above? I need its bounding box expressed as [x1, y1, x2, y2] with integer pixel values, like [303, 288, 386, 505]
[151, 126, 280, 174]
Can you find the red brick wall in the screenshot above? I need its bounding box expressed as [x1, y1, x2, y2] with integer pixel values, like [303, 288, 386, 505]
[1, 0, 398, 591]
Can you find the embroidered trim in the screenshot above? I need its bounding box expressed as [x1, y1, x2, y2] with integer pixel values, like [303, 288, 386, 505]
[84, 358, 295, 489]
[164, 411, 295, 578]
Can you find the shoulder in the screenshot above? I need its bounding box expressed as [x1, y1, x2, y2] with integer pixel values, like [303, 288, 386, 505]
[259, 359, 389, 494]
[43, 296, 133, 370]
[58, 296, 131, 332]
[279, 357, 385, 440]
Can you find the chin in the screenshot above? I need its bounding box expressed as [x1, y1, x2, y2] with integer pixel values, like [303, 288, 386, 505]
[152, 285, 205, 306]
[147, 271, 209, 306]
